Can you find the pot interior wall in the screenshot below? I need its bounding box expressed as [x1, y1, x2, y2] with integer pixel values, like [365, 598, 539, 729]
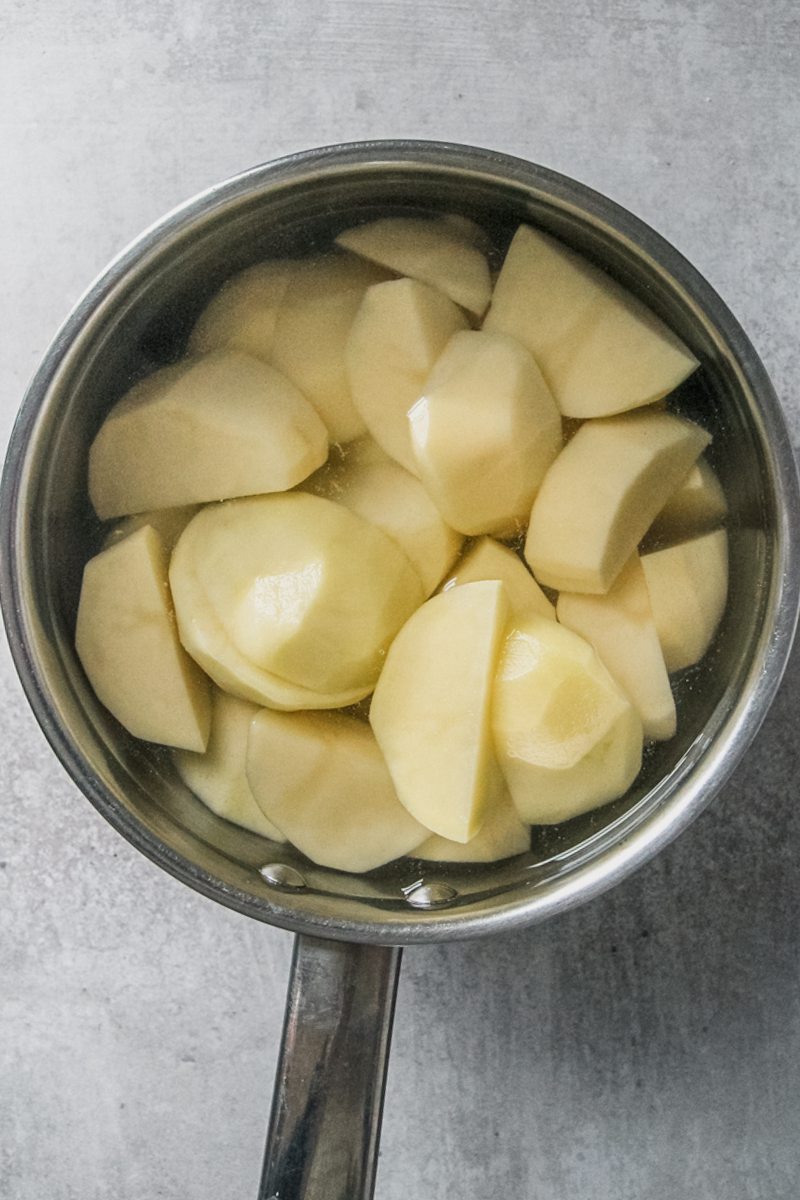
[12, 157, 780, 932]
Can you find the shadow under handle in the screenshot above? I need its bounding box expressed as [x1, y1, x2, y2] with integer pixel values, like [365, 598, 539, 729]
[258, 933, 403, 1200]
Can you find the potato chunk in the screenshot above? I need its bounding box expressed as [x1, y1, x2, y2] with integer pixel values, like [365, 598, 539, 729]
[187, 260, 294, 360]
[174, 689, 285, 840]
[303, 437, 463, 594]
[484, 224, 699, 417]
[271, 254, 388, 442]
[170, 493, 424, 697]
[492, 616, 643, 824]
[647, 457, 727, 544]
[557, 556, 676, 740]
[525, 410, 710, 593]
[246, 710, 426, 873]
[441, 537, 555, 621]
[413, 789, 530, 862]
[370, 581, 509, 843]
[336, 216, 492, 317]
[89, 351, 328, 518]
[409, 331, 562, 536]
[641, 529, 728, 671]
[103, 505, 199, 554]
[166, 615, 369, 712]
[345, 278, 469, 473]
[75, 526, 211, 750]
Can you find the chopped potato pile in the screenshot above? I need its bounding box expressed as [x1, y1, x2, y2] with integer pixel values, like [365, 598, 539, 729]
[77, 215, 728, 873]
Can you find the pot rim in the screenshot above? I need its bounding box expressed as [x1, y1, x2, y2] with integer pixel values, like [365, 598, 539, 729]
[3, 138, 799, 944]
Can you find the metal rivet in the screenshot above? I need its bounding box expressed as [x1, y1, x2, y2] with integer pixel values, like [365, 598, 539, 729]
[259, 862, 307, 891]
[404, 882, 458, 909]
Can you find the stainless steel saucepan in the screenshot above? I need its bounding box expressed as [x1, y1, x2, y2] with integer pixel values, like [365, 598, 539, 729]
[2, 141, 798, 1198]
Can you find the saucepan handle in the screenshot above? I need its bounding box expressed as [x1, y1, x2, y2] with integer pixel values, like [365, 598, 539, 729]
[258, 933, 403, 1200]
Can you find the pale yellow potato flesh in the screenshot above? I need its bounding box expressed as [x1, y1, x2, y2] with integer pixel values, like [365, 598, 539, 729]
[89, 350, 328, 519]
[271, 253, 389, 443]
[492, 615, 643, 825]
[75, 526, 211, 751]
[483, 224, 699, 418]
[440, 213, 492, 253]
[557, 556, 676, 741]
[413, 789, 530, 862]
[525, 410, 711, 593]
[246, 709, 426, 873]
[302, 436, 463, 594]
[646, 456, 727, 545]
[336, 216, 492, 317]
[370, 581, 509, 843]
[641, 529, 729, 671]
[170, 493, 424, 696]
[345, 277, 469, 473]
[163, 594, 369, 711]
[187, 260, 294, 360]
[441, 537, 555, 621]
[409, 331, 562, 536]
[103, 505, 199, 554]
[174, 689, 285, 840]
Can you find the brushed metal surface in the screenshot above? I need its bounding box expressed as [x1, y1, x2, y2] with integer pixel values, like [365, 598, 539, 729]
[2, 143, 797, 945]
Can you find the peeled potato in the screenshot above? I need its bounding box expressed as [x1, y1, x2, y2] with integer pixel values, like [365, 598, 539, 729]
[75, 526, 211, 751]
[525, 410, 711, 593]
[413, 789, 530, 862]
[646, 456, 727, 545]
[303, 437, 463, 594]
[336, 216, 492, 317]
[409, 331, 562, 536]
[483, 224, 699, 418]
[246, 709, 426, 873]
[557, 555, 676, 740]
[89, 351, 328, 518]
[370, 581, 509, 843]
[187, 260, 294, 360]
[174, 689, 285, 840]
[641, 529, 728, 671]
[492, 615, 643, 825]
[170, 492, 424, 697]
[166, 608, 369, 712]
[345, 277, 469, 473]
[103, 505, 199, 554]
[271, 253, 388, 443]
[441, 537, 555, 621]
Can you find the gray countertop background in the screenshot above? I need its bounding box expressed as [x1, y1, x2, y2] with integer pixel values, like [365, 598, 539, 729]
[2, 2, 800, 1196]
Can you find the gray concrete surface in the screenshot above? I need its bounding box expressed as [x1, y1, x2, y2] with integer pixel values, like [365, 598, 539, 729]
[2, 1, 800, 1196]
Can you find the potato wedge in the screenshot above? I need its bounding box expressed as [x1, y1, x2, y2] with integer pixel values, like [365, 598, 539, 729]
[646, 456, 726, 545]
[493, 615, 643, 824]
[525, 410, 710, 593]
[246, 709, 426, 873]
[336, 216, 491, 317]
[346, 277, 469, 473]
[370, 581, 509, 843]
[409, 331, 562, 536]
[641, 529, 728, 671]
[89, 351, 328, 518]
[76, 526, 211, 751]
[271, 253, 388, 442]
[413, 789, 530, 862]
[174, 689, 285, 840]
[441, 537, 555, 621]
[484, 224, 699, 418]
[187, 260, 294, 360]
[557, 555, 676, 740]
[303, 437, 463, 594]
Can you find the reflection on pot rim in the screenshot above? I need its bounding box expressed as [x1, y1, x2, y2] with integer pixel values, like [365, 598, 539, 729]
[1, 140, 798, 944]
